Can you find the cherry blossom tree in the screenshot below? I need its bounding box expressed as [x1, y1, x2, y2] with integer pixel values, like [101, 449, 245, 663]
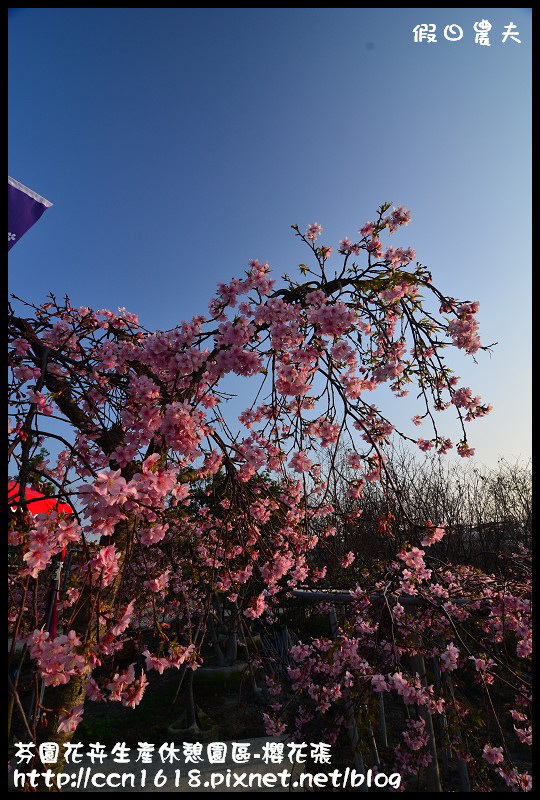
[9, 202, 526, 790]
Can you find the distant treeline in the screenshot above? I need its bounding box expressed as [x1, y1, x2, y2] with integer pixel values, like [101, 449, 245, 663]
[311, 448, 531, 575]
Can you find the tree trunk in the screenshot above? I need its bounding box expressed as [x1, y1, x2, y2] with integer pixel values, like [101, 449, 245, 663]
[39, 673, 87, 780]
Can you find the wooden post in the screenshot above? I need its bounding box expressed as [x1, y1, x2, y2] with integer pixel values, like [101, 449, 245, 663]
[329, 605, 368, 791]
[432, 656, 450, 781]
[408, 652, 442, 792]
[444, 672, 471, 792]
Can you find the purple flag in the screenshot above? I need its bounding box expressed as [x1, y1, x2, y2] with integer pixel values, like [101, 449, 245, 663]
[8, 176, 52, 251]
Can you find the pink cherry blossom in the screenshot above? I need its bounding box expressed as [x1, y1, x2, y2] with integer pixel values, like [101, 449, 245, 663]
[482, 745, 504, 765]
[305, 222, 322, 241]
[289, 451, 313, 473]
[57, 705, 84, 733]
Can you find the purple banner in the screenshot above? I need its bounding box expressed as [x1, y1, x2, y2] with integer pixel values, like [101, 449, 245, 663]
[8, 176, 52, 251]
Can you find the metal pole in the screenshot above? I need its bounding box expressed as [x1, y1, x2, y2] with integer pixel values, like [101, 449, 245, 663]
[378, 693, 388, 749]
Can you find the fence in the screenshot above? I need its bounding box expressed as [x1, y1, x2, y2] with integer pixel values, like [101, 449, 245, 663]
[291, 588, 472, 793]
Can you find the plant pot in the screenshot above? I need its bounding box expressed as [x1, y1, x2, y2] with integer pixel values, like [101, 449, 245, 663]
[193, 661, 249, 692]
[168, 705, 219, 742]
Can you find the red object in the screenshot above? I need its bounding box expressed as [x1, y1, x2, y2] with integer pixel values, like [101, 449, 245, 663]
[8, 481, 72, 638]
[8, 480, 73, 515]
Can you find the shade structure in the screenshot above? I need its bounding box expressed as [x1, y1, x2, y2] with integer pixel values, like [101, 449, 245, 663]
[8, 480, 73, 515]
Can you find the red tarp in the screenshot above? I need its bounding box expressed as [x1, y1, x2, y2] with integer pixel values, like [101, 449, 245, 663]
[8, 480, 73, 515]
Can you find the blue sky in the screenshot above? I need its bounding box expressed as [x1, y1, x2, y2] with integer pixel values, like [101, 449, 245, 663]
[8, 8, 531, 467]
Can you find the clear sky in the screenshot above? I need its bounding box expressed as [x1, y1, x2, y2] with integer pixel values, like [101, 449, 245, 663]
[8, 8, 531, 468]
